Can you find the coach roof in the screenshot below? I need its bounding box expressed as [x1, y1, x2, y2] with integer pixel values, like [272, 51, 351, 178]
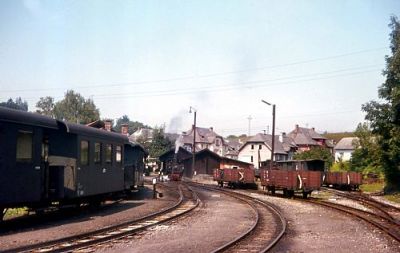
[0, 107, 128, 143]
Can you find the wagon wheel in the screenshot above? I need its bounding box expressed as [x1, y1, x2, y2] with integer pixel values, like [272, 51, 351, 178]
[283, 189, 288, 197]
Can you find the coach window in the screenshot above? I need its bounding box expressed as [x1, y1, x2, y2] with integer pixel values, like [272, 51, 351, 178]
[16, 130, 33, 162]
[116, 145, 122, 163]
[94, 142, 102, 164]
[106, 144, 112, 164]
[80, 140, 89, 165]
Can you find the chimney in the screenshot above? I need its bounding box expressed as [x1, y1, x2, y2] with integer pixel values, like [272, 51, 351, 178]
[279, 132, 286, 143]
[121, 124, 129, 136]
[210, 127, 213, 132]
[311, 127, 315, 131]
[295, 124, 299, 133]
[104, 120, 112, 131]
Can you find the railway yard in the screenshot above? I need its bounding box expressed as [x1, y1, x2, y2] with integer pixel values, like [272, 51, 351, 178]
[1, 178, 399, 253]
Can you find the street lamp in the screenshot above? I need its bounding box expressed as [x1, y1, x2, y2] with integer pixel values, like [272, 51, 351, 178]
[189, 106, 197, 177]
[261, 100, 276, 170]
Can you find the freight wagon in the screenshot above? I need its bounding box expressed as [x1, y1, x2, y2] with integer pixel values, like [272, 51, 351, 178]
[260, 169, 322, 198]
[259, 159, 324, 198]
[213, 167, 255, 188]
[324, 171, 362, 190]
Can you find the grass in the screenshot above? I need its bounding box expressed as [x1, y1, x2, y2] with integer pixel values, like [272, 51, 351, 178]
[360, 182, 385, 193]
[360, 182, 400, 204]
[385, 194, 400, 204]
[3, 207, 29, 220]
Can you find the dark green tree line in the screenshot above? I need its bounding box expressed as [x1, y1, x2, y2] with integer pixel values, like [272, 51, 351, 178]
[36, 90, 100, 124]
[0, 97, 28, 111]
[362, 16, 400, 192]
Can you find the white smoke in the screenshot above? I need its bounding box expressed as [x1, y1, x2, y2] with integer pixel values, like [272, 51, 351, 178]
[175, 135, 184, 154]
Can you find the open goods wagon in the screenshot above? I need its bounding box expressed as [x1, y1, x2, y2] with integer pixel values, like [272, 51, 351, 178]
[260, 169, 322, 198]
[213, 167, 255, 188]
[324, 171, 362, 190]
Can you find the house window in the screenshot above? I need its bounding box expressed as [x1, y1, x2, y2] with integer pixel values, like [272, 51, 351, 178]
[80, 140, 89, 165]
[116, 145, 122, 163]
[259, 145, 262, 150]
[251, 144, 254, 150]
[16, 130, 33, 162]
[94, 142, 102, 163]
[106, 144, 112, 163]
[216, 139, 220, 146]
[251, 156, 253, 162]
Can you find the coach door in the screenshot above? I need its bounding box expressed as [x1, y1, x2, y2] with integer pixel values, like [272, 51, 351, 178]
[14, 127, 43, 203]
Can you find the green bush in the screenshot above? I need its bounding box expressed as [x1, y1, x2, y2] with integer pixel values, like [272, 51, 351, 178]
[330, 161, 350, 172]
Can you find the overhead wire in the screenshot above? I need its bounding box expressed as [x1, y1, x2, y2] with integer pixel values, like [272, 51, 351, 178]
[0, 47, 387, 94]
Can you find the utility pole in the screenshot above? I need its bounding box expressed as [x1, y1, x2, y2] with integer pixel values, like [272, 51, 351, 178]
[261, 100, 276, 170]
[190, 106, 197, 177]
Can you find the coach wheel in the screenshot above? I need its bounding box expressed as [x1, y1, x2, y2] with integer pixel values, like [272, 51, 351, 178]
[271, 187, 276, 195]
[283, 189, 288, 197]
[302, 191, 308, 199]
[0, 208, 5, 221]
[288, 190, 295, 198]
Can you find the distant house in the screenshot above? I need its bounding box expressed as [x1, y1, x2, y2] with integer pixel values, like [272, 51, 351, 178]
[238, 133, 287, 169]
[334, 137, 359, 162]
[225, 140, 242, 160]
[287, 125, 333, 152]
[178, 127, 228, 157]
[280, 133, 298, 160]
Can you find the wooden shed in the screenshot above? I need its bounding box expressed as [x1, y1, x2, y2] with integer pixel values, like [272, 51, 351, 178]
[182, 149, 254, 178]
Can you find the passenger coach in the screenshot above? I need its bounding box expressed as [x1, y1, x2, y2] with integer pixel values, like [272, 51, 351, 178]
[0, 107, 144, 220]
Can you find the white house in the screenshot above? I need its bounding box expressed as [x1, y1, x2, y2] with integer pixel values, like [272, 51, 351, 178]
[334, 137, 358, 162]
[238, 133, 287, 169]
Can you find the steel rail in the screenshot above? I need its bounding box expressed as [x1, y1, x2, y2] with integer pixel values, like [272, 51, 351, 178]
[190, 183, 286, 253]
[321, 187, 400, 224]
[4, 183, 199, 253]
[307, 198, 400, 243]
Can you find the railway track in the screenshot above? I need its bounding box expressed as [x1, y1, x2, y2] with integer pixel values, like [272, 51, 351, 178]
[190, 183, 286, 253]
[321, 187, 400, 223]
[308, 190, 400, 243]
[4, 183, 200, 253]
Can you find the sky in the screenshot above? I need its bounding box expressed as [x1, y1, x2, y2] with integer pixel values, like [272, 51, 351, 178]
[0, 0, 399, 136]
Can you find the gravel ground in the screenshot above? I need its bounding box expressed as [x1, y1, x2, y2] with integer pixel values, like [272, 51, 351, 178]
[0, 184, 178, 251]
[237, 190, 400, 253]
[98, 186, 256, 253]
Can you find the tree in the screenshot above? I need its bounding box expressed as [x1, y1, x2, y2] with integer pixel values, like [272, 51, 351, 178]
[362, 16, 400, 192]
[0, 97, 28, 111]
[293, 147, 333, 169]
[349, 123, 382, 176]
[114, 115, 150, 135]
[36, 96, 55, 117]
[53, 90, 100, 124]
[145, 127, 174, 158]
